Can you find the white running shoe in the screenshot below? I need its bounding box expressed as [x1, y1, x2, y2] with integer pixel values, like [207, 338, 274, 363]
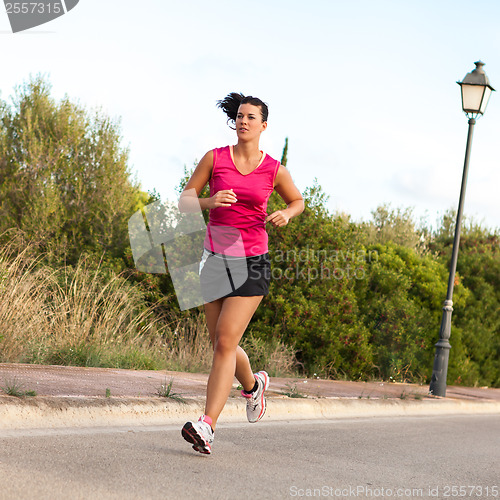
[241, 371, 270, 423]
[181, 415, 214, 454]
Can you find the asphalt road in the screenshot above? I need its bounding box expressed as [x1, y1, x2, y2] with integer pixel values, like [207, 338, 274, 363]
[0, 415, 498, 500]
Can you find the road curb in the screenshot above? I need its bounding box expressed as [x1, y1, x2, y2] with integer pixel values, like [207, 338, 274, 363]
[1, 396, 499, 429]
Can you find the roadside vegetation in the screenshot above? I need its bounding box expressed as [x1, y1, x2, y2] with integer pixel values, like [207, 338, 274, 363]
[1, 76, 498, 387]
[0, 377, 37, 397]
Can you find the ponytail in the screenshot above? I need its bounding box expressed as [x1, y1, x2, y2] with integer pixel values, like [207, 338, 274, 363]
[216, 92, 269, 128]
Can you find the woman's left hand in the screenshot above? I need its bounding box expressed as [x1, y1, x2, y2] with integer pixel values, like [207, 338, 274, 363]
[265, 210, 290, 227]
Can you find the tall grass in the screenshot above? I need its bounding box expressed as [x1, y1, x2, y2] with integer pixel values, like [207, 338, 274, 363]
[0, 242, 54, 362]
[241, 334, 299, 378]
[0, 237, 297, 376]
[160, 310, 213, 373]
[0, 239, 166, 369]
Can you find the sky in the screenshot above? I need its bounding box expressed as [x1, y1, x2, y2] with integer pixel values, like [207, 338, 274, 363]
[1, 0, 499, 231]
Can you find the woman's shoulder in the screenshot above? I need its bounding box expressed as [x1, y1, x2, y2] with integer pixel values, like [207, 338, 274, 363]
[261, 152, 281, 171]
[263, 152, 279, 164]
[199, 146, 229, 163]
[209, 145, 231, 161]
[212, 145, 231, 154]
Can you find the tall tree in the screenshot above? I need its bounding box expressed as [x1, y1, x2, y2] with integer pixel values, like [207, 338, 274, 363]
[280, 137, 288, 167]
[0, 75, 145, 266]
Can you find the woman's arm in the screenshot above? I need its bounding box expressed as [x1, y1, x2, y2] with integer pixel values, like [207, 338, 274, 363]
[177, 151, 238, 213]
[265, 165, 305, 227]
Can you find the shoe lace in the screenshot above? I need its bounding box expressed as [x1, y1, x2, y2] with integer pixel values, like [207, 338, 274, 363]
[247, 389, 260, 411]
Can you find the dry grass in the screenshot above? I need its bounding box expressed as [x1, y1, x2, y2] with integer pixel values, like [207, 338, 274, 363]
[0, 243, 55, 362]
[241, 334, 299, 378]
[161, 310, 213, 373]
[0, 236, 166, 368]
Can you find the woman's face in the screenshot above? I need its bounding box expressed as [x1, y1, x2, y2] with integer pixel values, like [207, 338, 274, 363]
[235, 103, 267, 140]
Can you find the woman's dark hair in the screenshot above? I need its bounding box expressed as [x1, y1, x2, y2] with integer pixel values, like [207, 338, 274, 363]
[216, 92, 269, 128]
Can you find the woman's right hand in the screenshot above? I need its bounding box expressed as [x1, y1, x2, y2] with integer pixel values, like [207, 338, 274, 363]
[209, 189, 237, 208]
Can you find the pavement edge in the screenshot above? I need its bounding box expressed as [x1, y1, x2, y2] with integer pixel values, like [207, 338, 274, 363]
[1, 396, 499, 430]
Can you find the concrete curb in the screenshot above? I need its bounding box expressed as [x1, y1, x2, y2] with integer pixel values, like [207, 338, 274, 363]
[1, 396, 499, 430]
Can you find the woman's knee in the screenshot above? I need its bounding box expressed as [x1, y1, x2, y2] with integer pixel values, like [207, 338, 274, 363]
[213, 332, 239, 356]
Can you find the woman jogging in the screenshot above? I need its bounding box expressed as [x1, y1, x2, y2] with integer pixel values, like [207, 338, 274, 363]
[178, 92, 304, 454]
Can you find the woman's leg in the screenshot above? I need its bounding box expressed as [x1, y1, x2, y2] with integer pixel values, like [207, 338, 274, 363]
[204, 295, 263, 428]
[204, 298, 257, 393]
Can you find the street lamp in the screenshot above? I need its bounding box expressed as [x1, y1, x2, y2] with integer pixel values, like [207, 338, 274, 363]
[458, 61, 494, 117]
[429, 61, 495, 397]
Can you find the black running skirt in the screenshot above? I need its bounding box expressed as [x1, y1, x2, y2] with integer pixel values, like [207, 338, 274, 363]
[199, 248, 271, 302]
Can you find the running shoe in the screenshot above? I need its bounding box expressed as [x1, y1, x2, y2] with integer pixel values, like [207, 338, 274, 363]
[181, 415, 214, 455]
[241, 371, 269, 423]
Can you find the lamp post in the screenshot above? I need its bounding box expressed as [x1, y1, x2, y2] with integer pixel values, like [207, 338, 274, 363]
[429, 61, 495, 397]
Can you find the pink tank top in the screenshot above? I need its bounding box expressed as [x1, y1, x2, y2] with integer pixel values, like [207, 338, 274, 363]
[203, 145, 280, 257]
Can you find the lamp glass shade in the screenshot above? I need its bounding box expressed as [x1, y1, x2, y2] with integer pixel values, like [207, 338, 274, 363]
[461, 84, 486, 113]
[480, 86, 492, 114]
